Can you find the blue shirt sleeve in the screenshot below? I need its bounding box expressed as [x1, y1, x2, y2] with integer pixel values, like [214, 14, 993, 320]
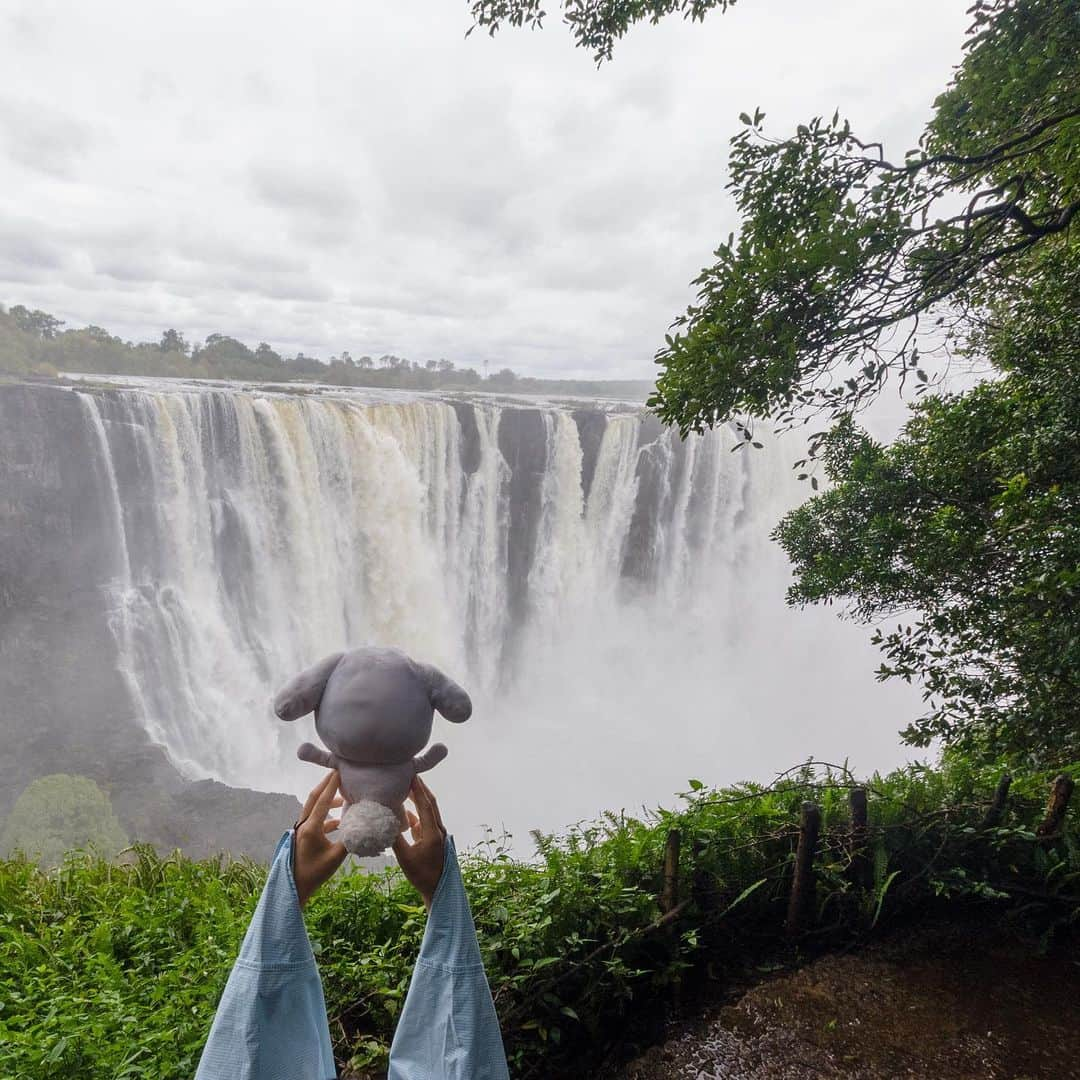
[388, 836, 510, 1080]
[195, 830, 337, 1080]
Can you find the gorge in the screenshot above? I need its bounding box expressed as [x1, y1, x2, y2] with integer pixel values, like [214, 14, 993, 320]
[0, 377, 918, 856]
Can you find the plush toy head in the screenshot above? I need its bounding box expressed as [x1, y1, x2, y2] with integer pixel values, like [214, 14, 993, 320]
[274, 646, 471, 856]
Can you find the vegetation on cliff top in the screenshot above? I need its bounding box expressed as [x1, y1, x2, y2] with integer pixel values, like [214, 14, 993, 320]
[0, 304, 652, 401]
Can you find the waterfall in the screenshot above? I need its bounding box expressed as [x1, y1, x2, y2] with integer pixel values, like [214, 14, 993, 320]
[66, 381, 776, 798]
[0, 372, 929, 848]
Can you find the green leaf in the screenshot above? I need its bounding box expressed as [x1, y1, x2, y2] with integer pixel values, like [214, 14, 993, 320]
[871, 870, 902, 928]
[717, 878, 769, 919]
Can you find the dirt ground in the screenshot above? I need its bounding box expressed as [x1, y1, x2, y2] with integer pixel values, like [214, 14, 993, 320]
[605, 916, 1080, 1079]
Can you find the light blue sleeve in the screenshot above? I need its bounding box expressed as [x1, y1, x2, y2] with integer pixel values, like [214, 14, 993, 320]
[388, 836, 510, 1080]
[195, 830, 336, 1080]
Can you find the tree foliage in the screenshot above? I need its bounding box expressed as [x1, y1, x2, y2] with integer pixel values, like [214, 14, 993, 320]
[1, 774, 129, 868]
[467, 0, 736, 64]
[0, 304, 652, 399]
[649, 0, 1078, 437]
[557, 0, 1079, 764]
[775, 245, 1080, 764]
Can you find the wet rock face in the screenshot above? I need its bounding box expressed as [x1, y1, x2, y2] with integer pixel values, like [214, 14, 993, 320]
[497, 407, 548, 629]
[621, 417, 690, 586]
[572, 408, 607, 502]
[450, 400, 483, 476]
[0, 382, 298, 860]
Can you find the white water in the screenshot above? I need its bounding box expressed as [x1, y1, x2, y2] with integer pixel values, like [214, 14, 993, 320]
[74, 378, 919, 845]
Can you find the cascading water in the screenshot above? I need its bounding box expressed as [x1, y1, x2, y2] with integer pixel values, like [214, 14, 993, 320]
[54, 377, 917, 841]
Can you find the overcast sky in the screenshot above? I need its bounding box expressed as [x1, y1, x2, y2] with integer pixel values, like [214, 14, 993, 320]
[2, 0, 971, 378]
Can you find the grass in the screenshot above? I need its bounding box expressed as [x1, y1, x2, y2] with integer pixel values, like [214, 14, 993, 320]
[1, 756, 1077, 1079]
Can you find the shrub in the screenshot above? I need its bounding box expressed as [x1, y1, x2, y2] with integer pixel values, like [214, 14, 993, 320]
[1, 774, 128, 868]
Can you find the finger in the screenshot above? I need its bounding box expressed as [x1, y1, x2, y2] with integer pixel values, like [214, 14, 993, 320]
[415, 775, 446, 835]
[406, 810, 420, 830]
[299, 769, 336, 822]
[306, 771, 341, 829]
[323, 817, 341, 834]
[411, 776, 437, 833]
[392, 833, 413, 860]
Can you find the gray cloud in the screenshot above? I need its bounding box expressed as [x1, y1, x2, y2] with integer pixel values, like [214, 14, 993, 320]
[0, 96, 93, 178]
[0, 213, 68, 271]
[0, 0, 973, 378]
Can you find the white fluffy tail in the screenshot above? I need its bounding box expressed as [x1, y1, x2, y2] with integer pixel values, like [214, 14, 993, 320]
[338, 800, 402, 857]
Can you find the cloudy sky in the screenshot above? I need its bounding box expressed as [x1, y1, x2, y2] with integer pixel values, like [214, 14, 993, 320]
[2, 0, 971, 378]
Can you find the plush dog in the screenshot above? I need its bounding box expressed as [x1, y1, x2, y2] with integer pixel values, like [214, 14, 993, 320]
[274, 646, 471, 856]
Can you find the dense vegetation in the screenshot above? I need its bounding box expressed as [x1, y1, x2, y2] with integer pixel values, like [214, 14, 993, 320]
[0, 304, 651, 400]
[775, 246, 1080, 765]
[648, 0, 1077, 432]
[1, 758, 1077, 1079]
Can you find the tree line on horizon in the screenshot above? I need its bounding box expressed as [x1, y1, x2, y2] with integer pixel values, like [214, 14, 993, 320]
[0, 303, 653, 399]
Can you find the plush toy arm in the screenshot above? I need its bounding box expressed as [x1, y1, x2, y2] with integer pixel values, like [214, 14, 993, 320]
[298, 742, 338, 769]
[274, 652, 344, 721]
[416, 663, 472, 723]
[413, 743, 448, 774]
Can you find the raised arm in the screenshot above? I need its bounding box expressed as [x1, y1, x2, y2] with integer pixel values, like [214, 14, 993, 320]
[389, 777, 510, 1079]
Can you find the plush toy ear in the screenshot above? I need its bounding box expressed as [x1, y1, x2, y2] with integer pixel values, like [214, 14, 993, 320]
[418, 662, 472, 723]
[274, 652, 344, 721]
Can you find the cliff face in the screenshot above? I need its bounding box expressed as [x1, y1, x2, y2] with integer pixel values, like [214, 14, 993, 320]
[1, 375, 750, 857]
[0, 381, 298, 860]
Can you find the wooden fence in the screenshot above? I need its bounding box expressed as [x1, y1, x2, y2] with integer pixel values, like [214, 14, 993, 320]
[653, 772, 1076, 935]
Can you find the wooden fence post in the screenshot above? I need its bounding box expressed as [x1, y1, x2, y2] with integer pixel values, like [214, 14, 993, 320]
[1037, 775, 1075, 842]
[786, 801, 821, 937]
[847, 787, 869, 891]
[981, 773, 1012, 829]
[660, 828, 682, 914]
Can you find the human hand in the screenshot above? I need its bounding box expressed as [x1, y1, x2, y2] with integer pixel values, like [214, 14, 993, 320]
[392, 775, 447, 910]
[293, 770, 347, 907]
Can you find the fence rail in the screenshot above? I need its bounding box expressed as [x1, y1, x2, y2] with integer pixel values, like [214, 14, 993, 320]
[653, 770, 1075, 936]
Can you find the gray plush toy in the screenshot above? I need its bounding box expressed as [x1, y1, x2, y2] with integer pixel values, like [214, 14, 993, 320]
[274, 646, 471, 856]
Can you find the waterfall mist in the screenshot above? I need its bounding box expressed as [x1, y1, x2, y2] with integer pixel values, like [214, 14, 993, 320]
[71, 377, 920, 847]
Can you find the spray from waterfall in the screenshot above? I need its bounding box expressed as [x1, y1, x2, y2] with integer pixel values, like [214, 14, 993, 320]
[67, 379, 919, 841]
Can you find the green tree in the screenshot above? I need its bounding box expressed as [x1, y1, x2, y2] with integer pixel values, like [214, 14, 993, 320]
[254, 341, 284, 367]
[468, 0, 737, 64]
[9, 304, 65, 340]
[159, 328, 189, 354]
[775, 245, 1080, 765]
[649, 0, 1078, 437]
[198, 333, 255, 366]
[1, 774, 129, 868]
